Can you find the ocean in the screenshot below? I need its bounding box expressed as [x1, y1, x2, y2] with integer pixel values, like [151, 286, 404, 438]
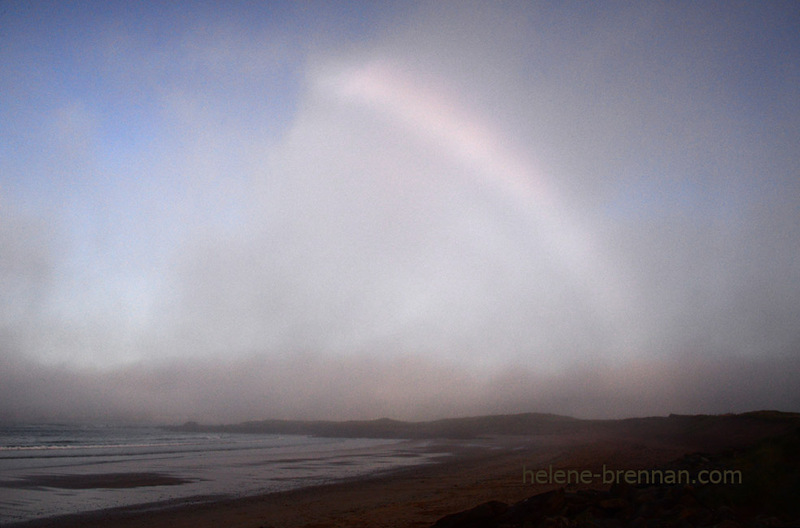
[0, 423, 441, 525]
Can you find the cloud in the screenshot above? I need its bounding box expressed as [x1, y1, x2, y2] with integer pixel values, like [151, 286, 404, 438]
[152, 2, 800, 374]
[1, 2, 799, 423]
[2, 347, 799, 424]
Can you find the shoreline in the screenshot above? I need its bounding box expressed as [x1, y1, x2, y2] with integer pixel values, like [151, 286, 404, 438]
[0, 435, 438, 526]
[6, 413, 798, 528]
[4, 433, 692, 528]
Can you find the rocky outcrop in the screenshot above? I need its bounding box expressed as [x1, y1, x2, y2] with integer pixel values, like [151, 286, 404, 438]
[431, 483, 788, 527]
[432, 427, 800, 528]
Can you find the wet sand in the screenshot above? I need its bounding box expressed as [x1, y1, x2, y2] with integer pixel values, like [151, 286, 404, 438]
[5, 473, 194, 490]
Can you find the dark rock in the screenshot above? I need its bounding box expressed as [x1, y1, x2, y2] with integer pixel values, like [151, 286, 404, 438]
[430, 429, 800, 528]
[629, 516, 648, 528]
[609, 481, 633, 499]
[431, 500, 508, 528]
[500, 488, 566, 522]
[714, 520, 743, 528]
[597, 497, 628, 511]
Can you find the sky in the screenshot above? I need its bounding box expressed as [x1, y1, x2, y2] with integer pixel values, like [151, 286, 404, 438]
[1, 1, 799, 424]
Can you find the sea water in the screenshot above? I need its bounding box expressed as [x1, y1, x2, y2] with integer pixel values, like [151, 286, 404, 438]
[0, 423, 439, 525]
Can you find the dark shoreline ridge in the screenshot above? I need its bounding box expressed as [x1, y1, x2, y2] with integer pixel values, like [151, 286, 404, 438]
[168, 409, 800, 440]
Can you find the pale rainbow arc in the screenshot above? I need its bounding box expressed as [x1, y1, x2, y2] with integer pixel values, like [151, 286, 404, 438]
[326, 61, 552, 206]
[319, 61, 637, 358]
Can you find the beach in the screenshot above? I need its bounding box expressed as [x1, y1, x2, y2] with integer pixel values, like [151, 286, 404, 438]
[4, 436, 645, 528]
[0, 433, 728, 528]
[0, 428, 443, 526]
[5, 412, 798, 528]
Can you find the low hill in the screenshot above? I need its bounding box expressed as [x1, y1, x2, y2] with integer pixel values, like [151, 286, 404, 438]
[169, 410, 800, 443]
